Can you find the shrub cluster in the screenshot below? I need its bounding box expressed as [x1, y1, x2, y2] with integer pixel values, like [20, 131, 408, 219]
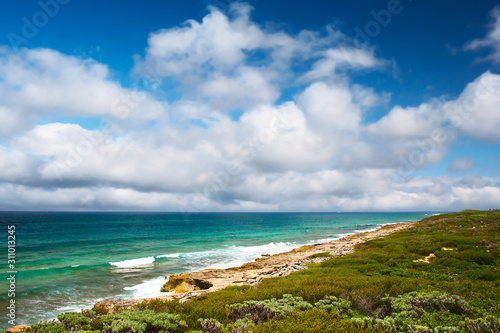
[352, 291, 500, 333]
[25, 309, 187, 333]
[227, 294, 312, 324]
[314, 295, 352, 315]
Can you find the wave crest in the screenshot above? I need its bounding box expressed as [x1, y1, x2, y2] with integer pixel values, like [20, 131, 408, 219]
[109, 256, 155, 268]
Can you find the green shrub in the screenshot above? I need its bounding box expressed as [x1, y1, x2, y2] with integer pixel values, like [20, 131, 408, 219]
[314, 295, 352, 315]
[224, 318, 255, 333]
[387, 291, 472, 317]
[57, 312, 91, 330]
[25, 321, 67, 333]
[199, 318, 223, 333]
[307, 252, 332, 259]
[134, 299, 171, 313]
[109, 318, 147, 333]
[101, 309, 187, 332]
[255, 309, 373, 333]
[465, 316, 500, 333]
[227, 294, 312, 324]
[92, 302, 110, 315]
[353, 291, 484, 332]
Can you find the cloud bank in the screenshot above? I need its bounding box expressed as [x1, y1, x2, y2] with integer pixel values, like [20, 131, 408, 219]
[0, 4, 499, 212]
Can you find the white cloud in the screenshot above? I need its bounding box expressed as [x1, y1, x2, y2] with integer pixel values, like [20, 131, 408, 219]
[145, 4, 265, 72]
[368, 102, 441, 139]
[300, 47, 381, 81]
[198, 66, 279, 109]
[444, 71, 500, 142]
[363, 70, 500, 175]
[135, 4, 384, 112]
[136, 4, 288, 110]
[0, 47, 163, 137]
[464, 5, 500, 63]
[1, 170, 498, 212]
[239, 102, 330, 172]
[0, 107, 21, 134]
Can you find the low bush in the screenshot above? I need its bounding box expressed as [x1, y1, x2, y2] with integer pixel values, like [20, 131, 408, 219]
[57, 312, 92, 331]
[25, 321, 68, 333]
[314, 295, 352, 315]
[227, 294, 312, 324]
[254, 309, 373, 333]
[352, 290, 500, 332]
[100, 310, 187, 332]
[307, 252, 332, 259]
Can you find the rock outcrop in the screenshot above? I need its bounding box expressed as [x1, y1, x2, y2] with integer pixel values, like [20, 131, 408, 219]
[160, 273, 213, 293]
[6, 325, 30, 332]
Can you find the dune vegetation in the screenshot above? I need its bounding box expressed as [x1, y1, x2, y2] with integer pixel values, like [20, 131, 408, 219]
[6, 210, 500, 333]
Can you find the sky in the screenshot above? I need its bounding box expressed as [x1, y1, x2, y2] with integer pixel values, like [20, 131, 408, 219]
[0, 0, 499, 212]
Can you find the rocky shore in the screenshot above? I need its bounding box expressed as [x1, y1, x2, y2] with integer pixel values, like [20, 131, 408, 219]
[95, 222, 415, 313]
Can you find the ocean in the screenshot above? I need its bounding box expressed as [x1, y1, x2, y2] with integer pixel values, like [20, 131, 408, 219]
[0, 212, 434, 329]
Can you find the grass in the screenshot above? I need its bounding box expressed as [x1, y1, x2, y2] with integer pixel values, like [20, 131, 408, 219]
[6, 210, 500, 333]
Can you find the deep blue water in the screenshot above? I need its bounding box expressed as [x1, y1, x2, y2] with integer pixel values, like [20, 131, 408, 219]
[0, 212, 435, 328]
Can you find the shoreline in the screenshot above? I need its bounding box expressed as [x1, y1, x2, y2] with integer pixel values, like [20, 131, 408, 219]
[95, 221, 416, 312]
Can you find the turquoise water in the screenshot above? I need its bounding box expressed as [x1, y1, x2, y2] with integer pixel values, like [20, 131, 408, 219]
[0, 212, 434, 328]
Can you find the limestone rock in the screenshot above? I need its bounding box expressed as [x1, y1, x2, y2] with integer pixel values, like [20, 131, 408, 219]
[161, 273, 213, 292]
[175, 281, 196, 293]
[6, 325, 29, 332]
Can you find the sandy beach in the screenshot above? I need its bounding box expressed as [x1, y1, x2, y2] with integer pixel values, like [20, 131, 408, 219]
[95, 221, 415, 312]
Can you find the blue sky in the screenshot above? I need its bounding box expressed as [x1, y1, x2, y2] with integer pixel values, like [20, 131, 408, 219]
[0, 0, 499, 211]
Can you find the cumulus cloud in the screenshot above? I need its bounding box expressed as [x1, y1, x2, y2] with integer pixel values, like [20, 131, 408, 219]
[444, 71, 500, 142]
[0, 47, 163, 137]
[368, 102, 442, 139]
[135, 4, 289, 110]
[134, 3, 384, 111]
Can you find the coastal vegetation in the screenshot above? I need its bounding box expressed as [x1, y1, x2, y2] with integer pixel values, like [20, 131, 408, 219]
[5, 210, 499, 333]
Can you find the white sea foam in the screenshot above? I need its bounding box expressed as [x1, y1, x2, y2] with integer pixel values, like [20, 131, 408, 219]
[109, 256, 155, 268]
[149, 242, 302, 272]
[379, 222, 398, 226]
[156, 253, 180, 259]
[353, 223, 384, 234]
[310, 236, 344, 244]
[71, 265, 80, 268]
[185, 242, 300, 270]
[124, 276, 168, 299]
[227, 242, 298, 255]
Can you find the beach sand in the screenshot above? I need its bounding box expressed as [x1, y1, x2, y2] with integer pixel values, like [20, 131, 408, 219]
[95, 221, 415, 312]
